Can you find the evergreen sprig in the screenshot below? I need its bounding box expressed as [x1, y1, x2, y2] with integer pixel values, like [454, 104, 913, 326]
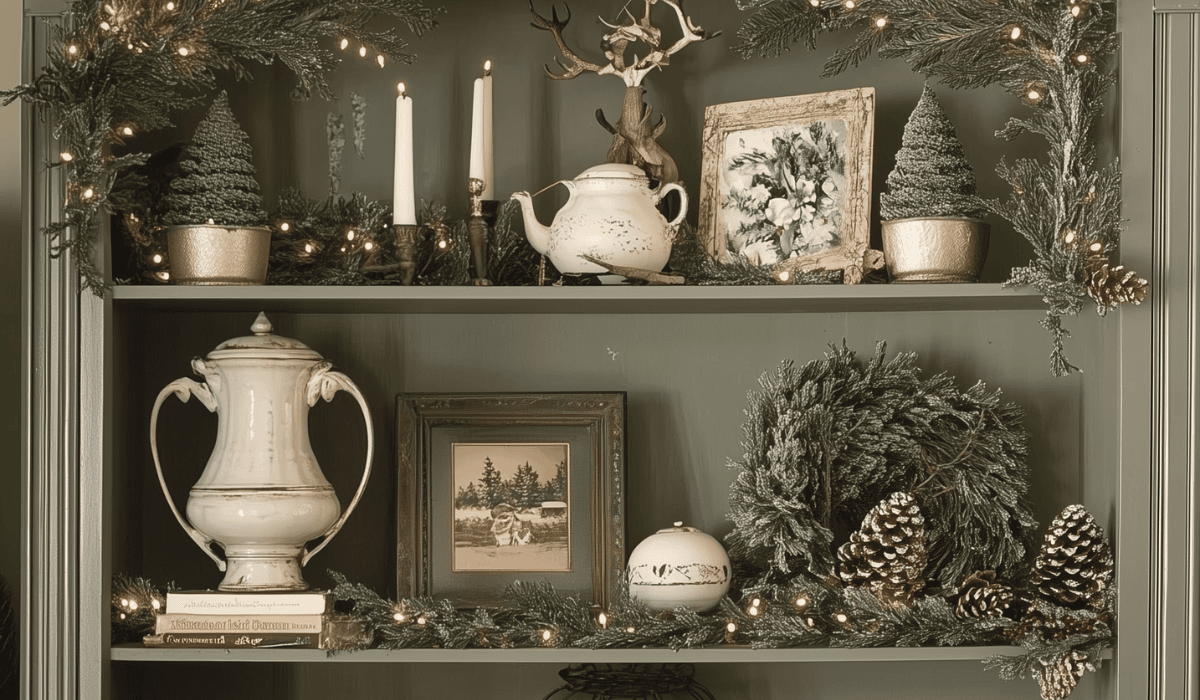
[2, 0, 442, 296]
[733, 0, 1132, 375]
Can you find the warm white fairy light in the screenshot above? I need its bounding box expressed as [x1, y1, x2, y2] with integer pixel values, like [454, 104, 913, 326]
[376, 54, 386, 68]
[358, 45, 367, 58]
[778, 270, 791, 283]
[346, 229, 357, 241]
[60, 151, 74, 162]
[364, 240, 375, 251]
[99, 20, 112, 32]
[67, 44, 79, 56]
[81, 186, 96, 200]
[596, 611, 608, 629]
[1074, 52, 1090, 64]
[415, 615, 428, 626]
[1007, 24, 1023, 41]
[1070, 4, 1083, 18]
[151, 253, 163, 264]
[304, 242, 315, 255]
[393, 611, 406, 622]
[726, 621, 737, 633]
[279, 221, 291, 232]
[624, 625, 637, 634]
[808, 0, 820, 7]
[178, 46, 190, 57]
[121, 125, 134, 137]
[835, 612, 848, 623]
[842, 0, 856, 9]
[151, 599, 161, 611]
[339, 37, 349, 50]
[1089, 241, 1103, 253]
[874, 15, 888, 28]
[166, 1, 176, 9]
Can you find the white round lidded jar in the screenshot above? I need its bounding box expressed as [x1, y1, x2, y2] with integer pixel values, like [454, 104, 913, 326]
[627, 521, 731, 612]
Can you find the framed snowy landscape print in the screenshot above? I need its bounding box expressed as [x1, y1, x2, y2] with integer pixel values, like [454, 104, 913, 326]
[698, 87, 876, 283]
[397, 393, 626, 608]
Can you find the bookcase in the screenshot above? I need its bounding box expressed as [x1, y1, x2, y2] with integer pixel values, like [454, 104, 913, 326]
[16, 0, 1198, 699]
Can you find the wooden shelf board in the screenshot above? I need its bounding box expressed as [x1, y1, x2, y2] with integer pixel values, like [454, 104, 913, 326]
[110, 644, 1030, 664]
[110, 284, 1045, 315]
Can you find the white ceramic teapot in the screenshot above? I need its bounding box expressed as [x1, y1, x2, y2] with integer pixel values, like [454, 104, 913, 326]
[511, 163, 688, 274]
[150, 313, 373, 591]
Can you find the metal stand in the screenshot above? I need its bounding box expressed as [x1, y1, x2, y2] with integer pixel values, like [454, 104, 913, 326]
[468, 178, 492, 286]
[393, 224, 422, 286]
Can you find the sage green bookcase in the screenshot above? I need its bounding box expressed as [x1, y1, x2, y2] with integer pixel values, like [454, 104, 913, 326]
[16, 0, 1199, 698]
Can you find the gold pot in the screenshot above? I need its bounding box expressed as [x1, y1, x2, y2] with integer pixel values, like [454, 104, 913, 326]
[166, 225, 272, 285]
[881, 217, 990, 283]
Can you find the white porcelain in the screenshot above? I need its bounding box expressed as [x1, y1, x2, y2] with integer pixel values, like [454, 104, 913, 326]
[511, 163, 688, 274]
[150, 312, 373, 591]
[627, 521, 730, 612]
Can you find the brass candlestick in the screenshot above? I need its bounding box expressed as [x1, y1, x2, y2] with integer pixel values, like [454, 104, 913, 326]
[393, 224, 422, 286]
[468, 178, 492, 286]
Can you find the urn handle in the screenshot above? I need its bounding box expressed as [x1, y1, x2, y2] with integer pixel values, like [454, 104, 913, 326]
[652, 182, 689, 231]
[150, 375, 227, 572]
[301, 362, 374, 567]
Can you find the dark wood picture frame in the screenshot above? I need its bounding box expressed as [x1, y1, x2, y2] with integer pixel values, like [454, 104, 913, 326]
[397, 393, 626, 608]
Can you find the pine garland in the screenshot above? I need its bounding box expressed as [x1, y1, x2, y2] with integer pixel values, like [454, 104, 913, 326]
[725, 342, 1038, 596]
[2, 0, 442, 295]
[732, 0, 1138, 375]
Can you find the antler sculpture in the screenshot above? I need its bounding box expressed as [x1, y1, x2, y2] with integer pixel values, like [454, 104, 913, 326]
[529, 0, 716, 184]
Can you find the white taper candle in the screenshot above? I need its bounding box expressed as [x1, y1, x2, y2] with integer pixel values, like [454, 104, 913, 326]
[469, 78, 484, 183]
[393, 83, 416, 226]
[482, 61, 494, 199]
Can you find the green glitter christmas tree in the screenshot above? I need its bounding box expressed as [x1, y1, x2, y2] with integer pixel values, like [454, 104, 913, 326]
[880, 86, 985, 221]
[163, 91, 267, 227]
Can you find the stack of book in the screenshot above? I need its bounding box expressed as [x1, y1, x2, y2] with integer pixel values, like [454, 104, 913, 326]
[142, 590, 371, 650]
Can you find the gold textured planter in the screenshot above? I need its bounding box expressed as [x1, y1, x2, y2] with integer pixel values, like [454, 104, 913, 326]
[881, 216, 990, 283]
[167, 225, 272, 285]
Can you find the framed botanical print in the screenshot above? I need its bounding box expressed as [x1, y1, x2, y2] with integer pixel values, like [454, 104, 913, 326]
[698, 87, 876, 283]
[397, 393, 626, 608]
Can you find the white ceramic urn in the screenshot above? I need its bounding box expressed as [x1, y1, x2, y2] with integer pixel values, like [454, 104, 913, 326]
[627, 521, 731, 612]
[511, 163, 688, 274]
[150, 313, 373, 591]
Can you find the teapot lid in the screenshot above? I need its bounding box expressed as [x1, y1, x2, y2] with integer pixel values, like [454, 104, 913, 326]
[575, 163, 650, 181]
[207, 312, 323, 361]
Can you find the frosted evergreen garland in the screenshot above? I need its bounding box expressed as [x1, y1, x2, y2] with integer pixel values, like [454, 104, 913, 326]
[733, 0, 1138, 375]
[1, 0, 442, 295]
[162, 92, 266, 227]
[726, 342, 1037, 595]
[880, 85, 985, 220]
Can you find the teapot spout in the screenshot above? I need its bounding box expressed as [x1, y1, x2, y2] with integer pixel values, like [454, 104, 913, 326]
[510, 190, 551, 255]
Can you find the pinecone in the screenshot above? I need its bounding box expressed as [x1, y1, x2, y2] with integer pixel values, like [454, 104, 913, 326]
[1029, 505, 1113, 610]
[1037, 649, 1093, 700]
[837, 491, 927, 607]
[1005, 601, 1110, 642]
[954, 570, 1014, 619]
[1085, 255, 1148, 310]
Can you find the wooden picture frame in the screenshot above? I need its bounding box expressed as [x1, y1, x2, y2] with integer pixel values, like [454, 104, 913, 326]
[397, 393, 626, 608]
[698, 87, 876, 283]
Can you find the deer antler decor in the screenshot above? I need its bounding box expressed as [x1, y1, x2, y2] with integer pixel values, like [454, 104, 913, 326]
[529, 0, 716, 184]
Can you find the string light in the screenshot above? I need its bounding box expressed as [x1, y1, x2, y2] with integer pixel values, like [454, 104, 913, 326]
[1023, 84, 1046, 106]
[808, 0, 820, 7]
[166, 1, 176, 9]
[1089, 241, 1103, 254]
[842, 0, 856, 10]
[60, 151, 74, 162]
[81, 186, 96, 201]
[66, 44, 79, 58]
[746, 597, 765, 618]
[339, 38, 349, 50]
[793, 591, 811, 613]
[151, 253, 164, 265]
[537, 627, 559, 647]
[624, 625, 637, 634]
[595, 610, 609, 629]
[359, 46, 367, 58]
[833, 611, 852, 629]
[363, 240, 375, 251]
[724, 619, 739, 643]
[151, 599, 161, 610]
[1070, 4, 1083, 18]
[99, 20, 112, 32]
[178, 46, 190, 57]
[1073, 51, 1091, 65]
[1004, 23, 1024, 41]
[277, 220, 292, 233]
[777, 270, 791, 283]
[415, 615, 428, 627]
[376, 55, 386, 68]
[873, 15, 888, 29]
[346, 229, 357, 241]
[1062, 228, 1077, 246]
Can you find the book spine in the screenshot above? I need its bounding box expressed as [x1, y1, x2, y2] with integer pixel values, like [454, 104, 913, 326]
[155, 614, 324, 635]
[165, 593, 331, 616]
[144, 633, 320, 649]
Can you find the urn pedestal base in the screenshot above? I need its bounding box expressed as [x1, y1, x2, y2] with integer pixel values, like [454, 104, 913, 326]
[218, 545, 309, 591]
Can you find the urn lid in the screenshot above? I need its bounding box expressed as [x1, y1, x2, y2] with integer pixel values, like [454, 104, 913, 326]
[207, 312, 323, 361]
[656, 521, 700, 534]
[574, 163, 649, 182]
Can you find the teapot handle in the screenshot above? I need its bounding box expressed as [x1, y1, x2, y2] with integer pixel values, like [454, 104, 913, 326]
[150, 374, 227, 572]
[301, 362, 374, 567]
[653, 182, 689, 230]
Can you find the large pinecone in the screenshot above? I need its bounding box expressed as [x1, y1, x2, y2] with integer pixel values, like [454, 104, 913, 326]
[1037, 649, 1093, 700]
[1085, 255, 1148, 311]
[837, 491, 927, 607]
[1029, 505, 1113, 610]
[954, 570, 1013, 619]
